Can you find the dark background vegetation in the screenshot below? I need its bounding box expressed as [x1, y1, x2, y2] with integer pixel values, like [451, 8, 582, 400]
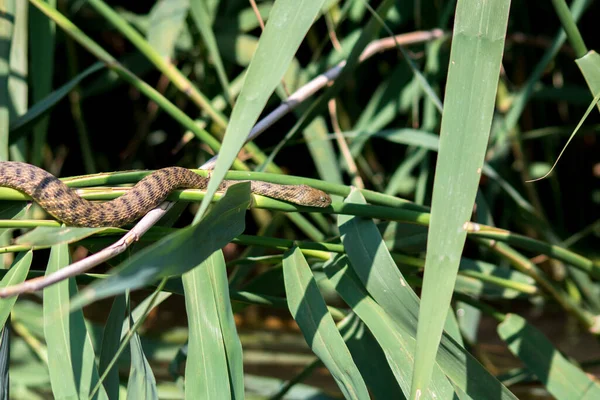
[7, 0, 600, 398]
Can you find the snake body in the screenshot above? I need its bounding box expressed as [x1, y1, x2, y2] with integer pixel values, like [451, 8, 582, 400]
[0, 162, 331, 227]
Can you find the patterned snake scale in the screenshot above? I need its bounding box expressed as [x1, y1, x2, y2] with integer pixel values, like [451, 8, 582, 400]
[0, 161, 332, 227]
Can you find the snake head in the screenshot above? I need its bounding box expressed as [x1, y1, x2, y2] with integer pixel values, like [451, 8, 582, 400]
[297, 185, 332, 207]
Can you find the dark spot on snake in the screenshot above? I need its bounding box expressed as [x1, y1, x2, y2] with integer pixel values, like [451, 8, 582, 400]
[133, 190, 146, 207]
[69, 199, 79, 209]
[99, 211, 106, 220]
[54, 188, 65, 198]
[146, 186, 156, 200]
[112, 209, 120, 220]
[15, 167, 22, 176]
[124, 202, 134, 216]
[36, 177, 53, 191]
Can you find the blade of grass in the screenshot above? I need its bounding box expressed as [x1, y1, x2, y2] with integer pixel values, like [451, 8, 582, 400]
[43, 244, 77, 399]
[0, 1, 15, 161]
[7, 0, 27, 162]
[194, 0, 328, 220]
[550, 0, 587, 58]
[29, 0, 56, 166]
[498, 313, 600, 399]
[338, 188, 517, 399]
[182, 251, 233, 399]
[411, 1, 510, 397]
[340, 315, 406, 400]
[283, 246, 369, 399]
[43, 243, 108, 399]
[0, 251, 32, 327]
[575, 50, 600, 111]
[207, 251, 244, 398]
[324, 254, 456, 399]
[189, 2, 232, 105]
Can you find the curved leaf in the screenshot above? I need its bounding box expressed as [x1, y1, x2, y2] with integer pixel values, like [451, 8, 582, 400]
[499, 314, 600, 399]
[71, 182, 251, 310]
[196, 0, 328, 219]
[183, 251, 234, 399]
[283, 246, 369, 400]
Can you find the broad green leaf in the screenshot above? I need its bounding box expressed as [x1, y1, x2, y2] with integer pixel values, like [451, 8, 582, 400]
[412, 1, 510, 396]
[0, 251, 32, 327]
[196, 0, 328, 219]
[0, 1, 16, 161]
[8, 0, 27, 161]
[283, 246, 369, 400]
[338, 188, 516, 400]
[183, 251, 232, 399]
[324, 255, 456, 399]
[498, 314, 600, 399]
[207, 251, 244, 399]
[339, 314, 405, 400]
[0, 0, 15, 161]
[44, 244, 78, 400]
[339, 189, 420, 329]
[29, 0, 57, 166]
[576, 50, 600, 111]
[70, 182, 251, 310]
[44, 243, 108, 400]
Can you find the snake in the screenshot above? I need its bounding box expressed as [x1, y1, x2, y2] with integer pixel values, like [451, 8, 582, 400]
[0, 161, 331, 227]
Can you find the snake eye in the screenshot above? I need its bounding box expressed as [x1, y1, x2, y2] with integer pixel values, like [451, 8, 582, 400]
[319, 196, 331, 206]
